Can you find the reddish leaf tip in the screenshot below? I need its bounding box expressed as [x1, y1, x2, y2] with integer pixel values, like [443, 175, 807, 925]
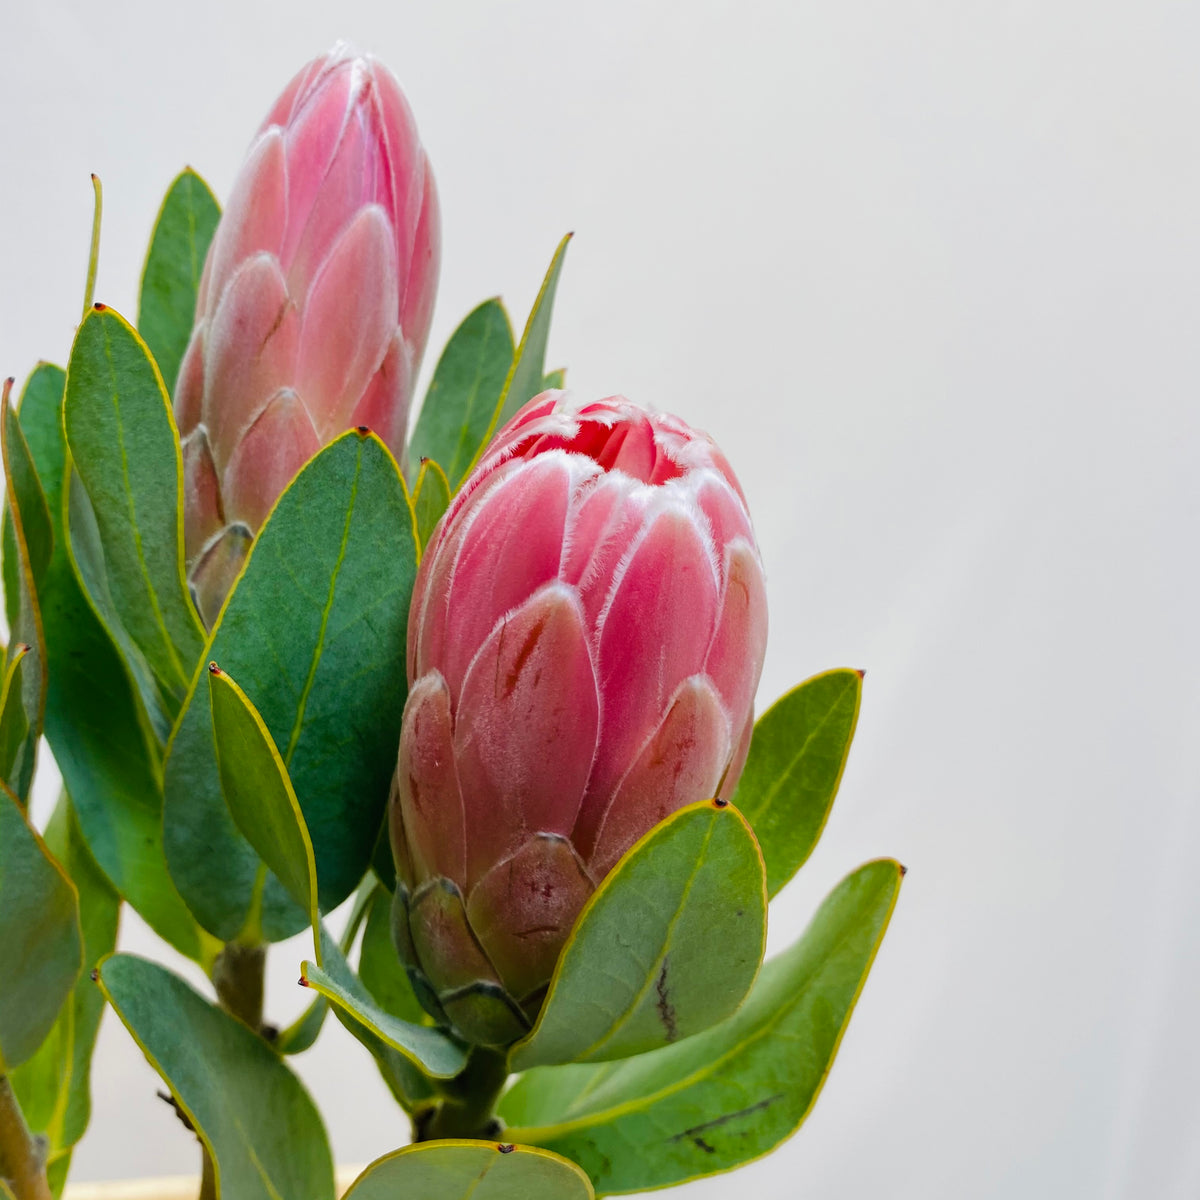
[298, 975, 310, 987]
[89, 968, 99, 983]
[899, 863, 908, 877]
[855, 668, 866, 679]
[497, 1144, 515, 1154]
[207, 661, 221, 675]
[356, 424, 370, 435]
[712, 797, 729, 808]
[93, 302, 107, 311]
[15, 642, 30, 655]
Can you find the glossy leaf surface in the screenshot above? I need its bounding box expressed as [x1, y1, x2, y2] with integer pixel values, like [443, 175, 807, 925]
[137, 169, 220, 397]
[734, 669, 863, 897]
[342, 1141, 593, 1200]
[163, 432, 417, 942]
[11, 794, 120, 1162]
[1, 398, 48, 802]
[99, 954, 335, 1200]
[409, 299, 514, 490]
[11, 364, 207, 962]
[0, 789, 82, 1070]
[63, 306, 204, 718]
[502, 859, 903, 1195]
[511, 801, 766, 1071]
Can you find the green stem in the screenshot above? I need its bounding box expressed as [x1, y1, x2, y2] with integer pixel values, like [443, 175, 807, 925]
[0, 1076, 51, 1200]
[416, 1047, 509, 1142]
[81, 175, 102, 317]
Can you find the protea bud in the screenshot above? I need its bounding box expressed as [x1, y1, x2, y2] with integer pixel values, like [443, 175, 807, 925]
[389, 393, 768, 1046]
[175, 44, 440, 624]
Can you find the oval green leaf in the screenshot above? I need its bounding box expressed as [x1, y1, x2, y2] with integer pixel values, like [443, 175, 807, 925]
[11, 793, 120, 1160]
[358, 884, 428, 1028]
[409, 299, 515, 490]
[0, 788, 82, 1070]
[301, 953, 466, 1082]
[511, 800, 767, 1072]
[163, 431, 418, 942]
[98, 954, 335, 1200]
[501, 858, 903, 1195]
[734, 669, 863, 897]
[137, 169, 220, 397]
[208, 665, 316, 924]
[63, 306, 204, 718]
[540, 368, 566, 390]
[10, 363, 207, 964]
[342, 1141, 593, 1200]
[1, 393, 49, 802]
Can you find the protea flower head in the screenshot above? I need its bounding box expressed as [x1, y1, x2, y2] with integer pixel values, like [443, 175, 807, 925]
[175, 43, 440, 625]
[389, 392, 768, 1046]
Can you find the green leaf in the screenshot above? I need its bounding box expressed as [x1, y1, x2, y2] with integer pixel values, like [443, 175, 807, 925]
[11, 793, 120, 1158]
[208, 665, 317, 923]
[359, 885, 428, 1027]
[163, 432, 418, 942]
[502, 859, 903, 1195]
[510, 800, 766, 1072]
[0, 788, 82, 1070]
[98, 954, 335, 1200]
[301, 953, 467, 1082]
[540, 368, 566, 390]
[411, 458, 452, 553]
[275, 879, 374, 1056]
[734, 669, 863, 897]
[63, 305, 205, 721]
[11, 364, 209, 964]
[1, 394, 49, 803]
[0, 646, 32, 797]
[342, 1141, 594, 1200]
[137, 169, 220, 397]
[409, 299, 514, 490]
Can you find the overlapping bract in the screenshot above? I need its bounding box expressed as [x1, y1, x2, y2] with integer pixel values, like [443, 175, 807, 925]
[175, 43, 440, 624]
[390, 393, 768, 1045]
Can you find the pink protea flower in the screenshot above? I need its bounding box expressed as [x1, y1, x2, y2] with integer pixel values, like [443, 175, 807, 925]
[175, 44, 440, 624]
[389, 392, 768, 1046]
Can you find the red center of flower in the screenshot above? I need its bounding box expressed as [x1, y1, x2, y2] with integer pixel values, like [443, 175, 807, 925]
[521, 411, 685, 486]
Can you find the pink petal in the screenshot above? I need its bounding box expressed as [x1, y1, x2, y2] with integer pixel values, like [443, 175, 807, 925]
[436, 455, 573, 701]
[395, 672, 467, 888]
[574, 506, 720, 856]
[258, 52, 328, 133]
[374, 64, 424, 261]
[388, 772, 416, 891]
[201, 253, 300, 474]
[174, 323, 206, 437]
[400, 161, 439, 374]
[293, 205, 399, 441]
[223, 388, 321, 532]
[189, 523, 252, 630]
[588, 675, 731, 878]
[277, 59, 357, 267]
[719, 708, 755, 801]
[704, 539, 768, 729]
[181, 427, 223, 563]
[203, 130, 289, 310]
[348, 330, 413, 462]
[466, 833, 595, 1002]
[694, 474, 754, 559]
[408, 878, 499, 993]
[453, 585, 599, 890]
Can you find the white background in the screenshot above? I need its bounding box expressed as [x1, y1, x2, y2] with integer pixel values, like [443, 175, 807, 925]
[2, 2, 1198, 1196]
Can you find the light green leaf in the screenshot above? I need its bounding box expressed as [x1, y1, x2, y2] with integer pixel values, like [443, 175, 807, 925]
[0, 788, 82, 1070]
[734, 668, 863, 897]
[137, 169, 220, 397]
[10, 363, 208, 964]
[502, 859, 903, 1195]
[540, 368, 566, 390]
[342, 1141, 593, 1200]
[511, 800, 766, 1072]
[409, 299, 514, 490]
[1, 394, 48, 802]
[163, 432, 418, 943]
[359, 885, 428, 1028]
[301, 953, 467, 1083]
[63, 306, 205, 721]
[11, 793, 120, 1157]
[98, 954, 335, 1200]
[208, 665, 316, 924]
[411, 458, 451, 554]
